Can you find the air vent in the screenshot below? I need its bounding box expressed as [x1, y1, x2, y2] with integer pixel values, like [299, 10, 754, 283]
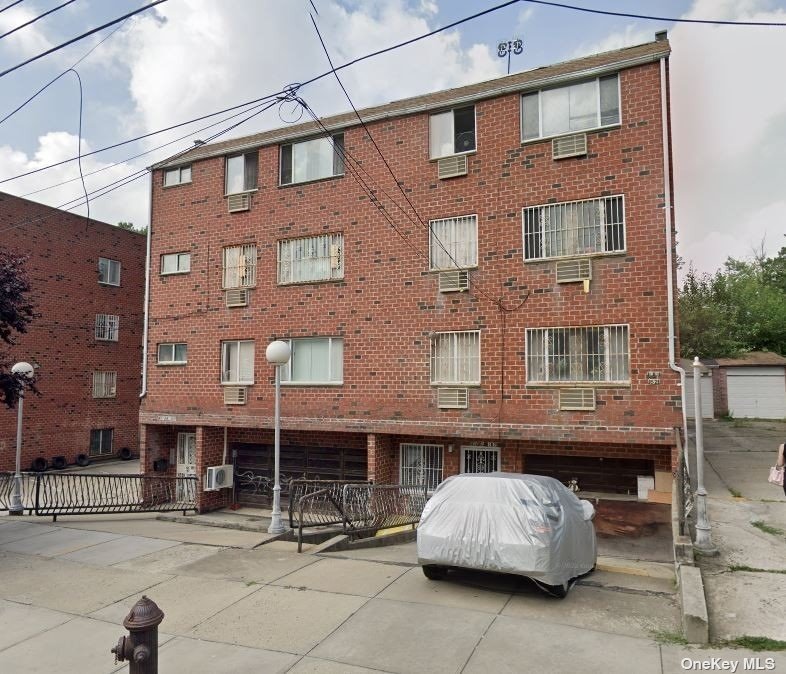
[556, 258, 592, 283]
[437, 155, 468, 179]
[559, 388, 596, 411]
[227, 193, 250, 213]
[552, 133, 588, 160]
[223, 386, 247, 405]
[225, 288, 249, 308]
[438, 269, 470, 293]
[437, 387, 468, 409]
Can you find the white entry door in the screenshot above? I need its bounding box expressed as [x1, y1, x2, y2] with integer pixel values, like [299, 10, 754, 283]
[461, 446, 500, 473]
[176, 432, 196, 501]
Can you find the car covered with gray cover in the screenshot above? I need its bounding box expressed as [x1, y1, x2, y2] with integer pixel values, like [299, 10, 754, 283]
[417, 472, 596, 597]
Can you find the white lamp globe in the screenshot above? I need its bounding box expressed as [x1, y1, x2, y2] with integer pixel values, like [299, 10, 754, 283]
[265, 341, 291, 365]
[11, 362, 34, 379]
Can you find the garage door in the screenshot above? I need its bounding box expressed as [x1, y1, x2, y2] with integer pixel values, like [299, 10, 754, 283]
[524, 454, 654, 495]
[726, 367, 786, 419]
[684, 374, 714, 419]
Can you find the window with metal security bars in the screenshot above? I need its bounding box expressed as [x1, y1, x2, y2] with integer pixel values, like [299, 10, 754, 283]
[431, 331, 480, 385]
[89, 428, 113, 456]
[280, 134, 344, 185]
[221, 340, 255, 385]
[98, 257, 121, 286]
[281, 337, 343, 385]
[225, 151, 258, 195]
[429, 215, 477, 270]
[400, 443, 443, 492]
[223, 245, 257, 288]
[523, 195, 624, 260]
[462, 446, 500, 473]
[95, 314, 119, 341]
[92, 371, 117, 398]
[526, 325, 629, 384]
[278, 233, 343, 284]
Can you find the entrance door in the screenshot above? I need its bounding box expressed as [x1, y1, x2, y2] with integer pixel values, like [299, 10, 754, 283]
[176, 432, 196, 501]
[461, 446, 500, 473]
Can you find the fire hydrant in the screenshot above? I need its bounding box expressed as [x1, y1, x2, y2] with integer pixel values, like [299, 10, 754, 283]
[111, 596, 164, 674]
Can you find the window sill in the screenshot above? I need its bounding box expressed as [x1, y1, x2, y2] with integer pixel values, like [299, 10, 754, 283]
[162, 181, 192, 189]
[430, 383, 481, 388]
[525, 382, 630, 389]
[95, 339, 119, 343]
[160, 271, 191, 277]
[279, 173, 345, 189]
[98, 282, 121, 287]
[277, 277, 344, 287]
[429, 150, 476, 162]
[221, 382, 254, 386]
[428, 265, 478, 273]
[520, 124, 621, 146]
[223, 189, 258, 197]
[221, 285, 256, 290]
[524, 250, 627, 264]
[281, 382, 343, 387]
[157, 362, 187, 367]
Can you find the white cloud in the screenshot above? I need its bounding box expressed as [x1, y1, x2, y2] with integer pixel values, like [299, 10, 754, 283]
[571, 24, 653, 59]
[0, 6, 54, 58]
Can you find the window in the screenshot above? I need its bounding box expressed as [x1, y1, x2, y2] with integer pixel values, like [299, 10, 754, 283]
[431, 331, 480, 385]
[400, 443, 443, 492]
[280, 134, 344, 185]
[163, 165, 192, 186]
[429, 105, 476, 159]
[278, 233, 343, 284]
[523, 195, 624, 260]
[526, 325, 630, 384]
[95, 314, 119, 341]
[92, 371, 117, 398]
[161, 252, 191, 275]
[225, 151, 258, 195]
[89, 428, 113, 457]
[221, 340, 255, 385]
[521, 74, 620, 141]
[462, 446, 500, 473]
[98, 257, 121, 286]
[429, 215, 477, 270]
[282, 337, 343, 385]
[222, 244, 256, 288]
[158, 343, 187, 365]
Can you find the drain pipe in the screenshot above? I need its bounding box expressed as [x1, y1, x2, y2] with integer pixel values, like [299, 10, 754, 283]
[140, 172, 153, 399]
[660, 52, 688, 451]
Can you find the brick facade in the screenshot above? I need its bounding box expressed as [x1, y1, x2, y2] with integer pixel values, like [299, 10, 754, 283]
[0, 193, 145, 470]
[140, 40, 681, 510]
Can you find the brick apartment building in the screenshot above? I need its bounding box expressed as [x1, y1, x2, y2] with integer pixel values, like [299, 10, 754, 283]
[0, 193, 145, 471]
[140, 35, 683, 511]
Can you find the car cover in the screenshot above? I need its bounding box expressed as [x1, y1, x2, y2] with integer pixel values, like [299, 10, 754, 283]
[417, 472, 596, 586]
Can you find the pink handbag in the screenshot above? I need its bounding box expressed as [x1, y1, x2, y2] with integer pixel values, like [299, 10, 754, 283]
[769, 466, 784, 487]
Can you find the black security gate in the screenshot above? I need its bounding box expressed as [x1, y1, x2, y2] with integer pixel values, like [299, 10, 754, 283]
[524, 455, 655, 494]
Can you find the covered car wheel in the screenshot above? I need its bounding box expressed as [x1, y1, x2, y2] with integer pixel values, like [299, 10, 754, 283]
[533, 579, 570, 598]
[422, 565, 447, 581]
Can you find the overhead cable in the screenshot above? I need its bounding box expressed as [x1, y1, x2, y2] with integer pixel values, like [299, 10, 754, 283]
[0, 0, 77, 41]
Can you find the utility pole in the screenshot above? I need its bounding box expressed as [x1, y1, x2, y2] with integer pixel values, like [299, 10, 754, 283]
[497, 39, 523, 74]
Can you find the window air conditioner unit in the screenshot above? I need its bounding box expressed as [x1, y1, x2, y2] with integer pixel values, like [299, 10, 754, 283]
[437, 387, 468, 409]
[555, 258, 592, 284]
[227, 193, 250, 213]
[552, 133, 588, 160]
[225, 288, 249, 308]
[437, 155, 468, 179]
[223, 386, 247, 405]
[559, 388, 596, 411]
[438, 269, 470, 293]
[205, 464, 234, 491]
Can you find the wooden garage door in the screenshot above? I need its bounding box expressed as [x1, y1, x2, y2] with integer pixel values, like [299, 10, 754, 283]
[524, 454, 654, 495]
[233, 443, 367, 505]
[727, 367, 786, 419]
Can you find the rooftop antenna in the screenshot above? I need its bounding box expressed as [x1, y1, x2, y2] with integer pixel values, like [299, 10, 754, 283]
[497, 38, 523, 74]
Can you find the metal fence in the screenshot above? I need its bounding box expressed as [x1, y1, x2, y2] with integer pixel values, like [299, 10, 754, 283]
[675, 430, 694, 537]
[288, 479, 365, 529]
[0, 472, 197, 520]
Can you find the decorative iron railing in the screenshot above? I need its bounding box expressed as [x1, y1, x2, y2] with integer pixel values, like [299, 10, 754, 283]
[288, 479, 364, 529]
[675, 430, 694, 536]
[0, 472, 37, 513]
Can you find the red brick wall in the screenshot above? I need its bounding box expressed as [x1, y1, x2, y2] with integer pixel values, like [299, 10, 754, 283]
[142, 59, 680, 459]
[0, 193, 145, 470]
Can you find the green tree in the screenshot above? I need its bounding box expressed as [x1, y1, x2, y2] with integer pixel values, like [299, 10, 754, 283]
[0, 250, 36, 408]
[117, 221, 147, 234]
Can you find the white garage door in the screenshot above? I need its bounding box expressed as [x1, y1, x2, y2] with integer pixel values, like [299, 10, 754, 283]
[727, 367, 786, 419]
[684, 374, 714, 419]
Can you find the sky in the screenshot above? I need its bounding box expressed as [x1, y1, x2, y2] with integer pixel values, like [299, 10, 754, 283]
[1, 0, 785, 276]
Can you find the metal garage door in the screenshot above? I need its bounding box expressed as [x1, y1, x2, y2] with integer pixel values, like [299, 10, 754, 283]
[524, 455, 654, 495]
[684, 374, 714, 419]
[726, 367, 786, 419]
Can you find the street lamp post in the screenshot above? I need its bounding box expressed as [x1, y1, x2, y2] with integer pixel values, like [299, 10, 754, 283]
[692, 356, 718, 555]
[265, 341, 291, 535]
[10, 361, 35, 516]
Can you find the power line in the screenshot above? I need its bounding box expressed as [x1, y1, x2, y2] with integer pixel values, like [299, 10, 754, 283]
[0, 0, 77, 41]
[66, 68, 90, 226]
[0, 0, 167, 79]
[0, 0, 26, 14]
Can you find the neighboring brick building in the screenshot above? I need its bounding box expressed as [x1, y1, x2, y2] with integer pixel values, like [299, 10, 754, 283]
[0, 193, 145, 470]
[140, 36, 682, 511]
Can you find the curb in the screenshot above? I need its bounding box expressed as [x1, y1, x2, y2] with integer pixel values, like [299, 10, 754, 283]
[595, 557, 674, 579]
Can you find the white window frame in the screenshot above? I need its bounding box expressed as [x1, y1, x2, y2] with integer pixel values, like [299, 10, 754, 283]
[98, 257, 121, 286]
[92, 371, 117, 398]
[89, 428, 113, 457]
[281, 337, 343, 386]
[225, 151, 258, 195]
[429, 105, 477, 159]
[461, 446, 501, 474]
[522, 195, 625, 261]
[429, 215, 478, 271]
[222, 244, 257, 288]
[95, 314, 119, 342]
[163, 165, 192, 187]
[160, 252, 191, 275]
[520, 74, 621, 142]
[400, 443, 444, 492]
[157, 343, 187, 365]
[221, 340, 255, 385]
[430, 331, 481, 386]
[525, 324, 630, 385]
[278, 233, 344, 284]
[279, 134, 345, 186]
